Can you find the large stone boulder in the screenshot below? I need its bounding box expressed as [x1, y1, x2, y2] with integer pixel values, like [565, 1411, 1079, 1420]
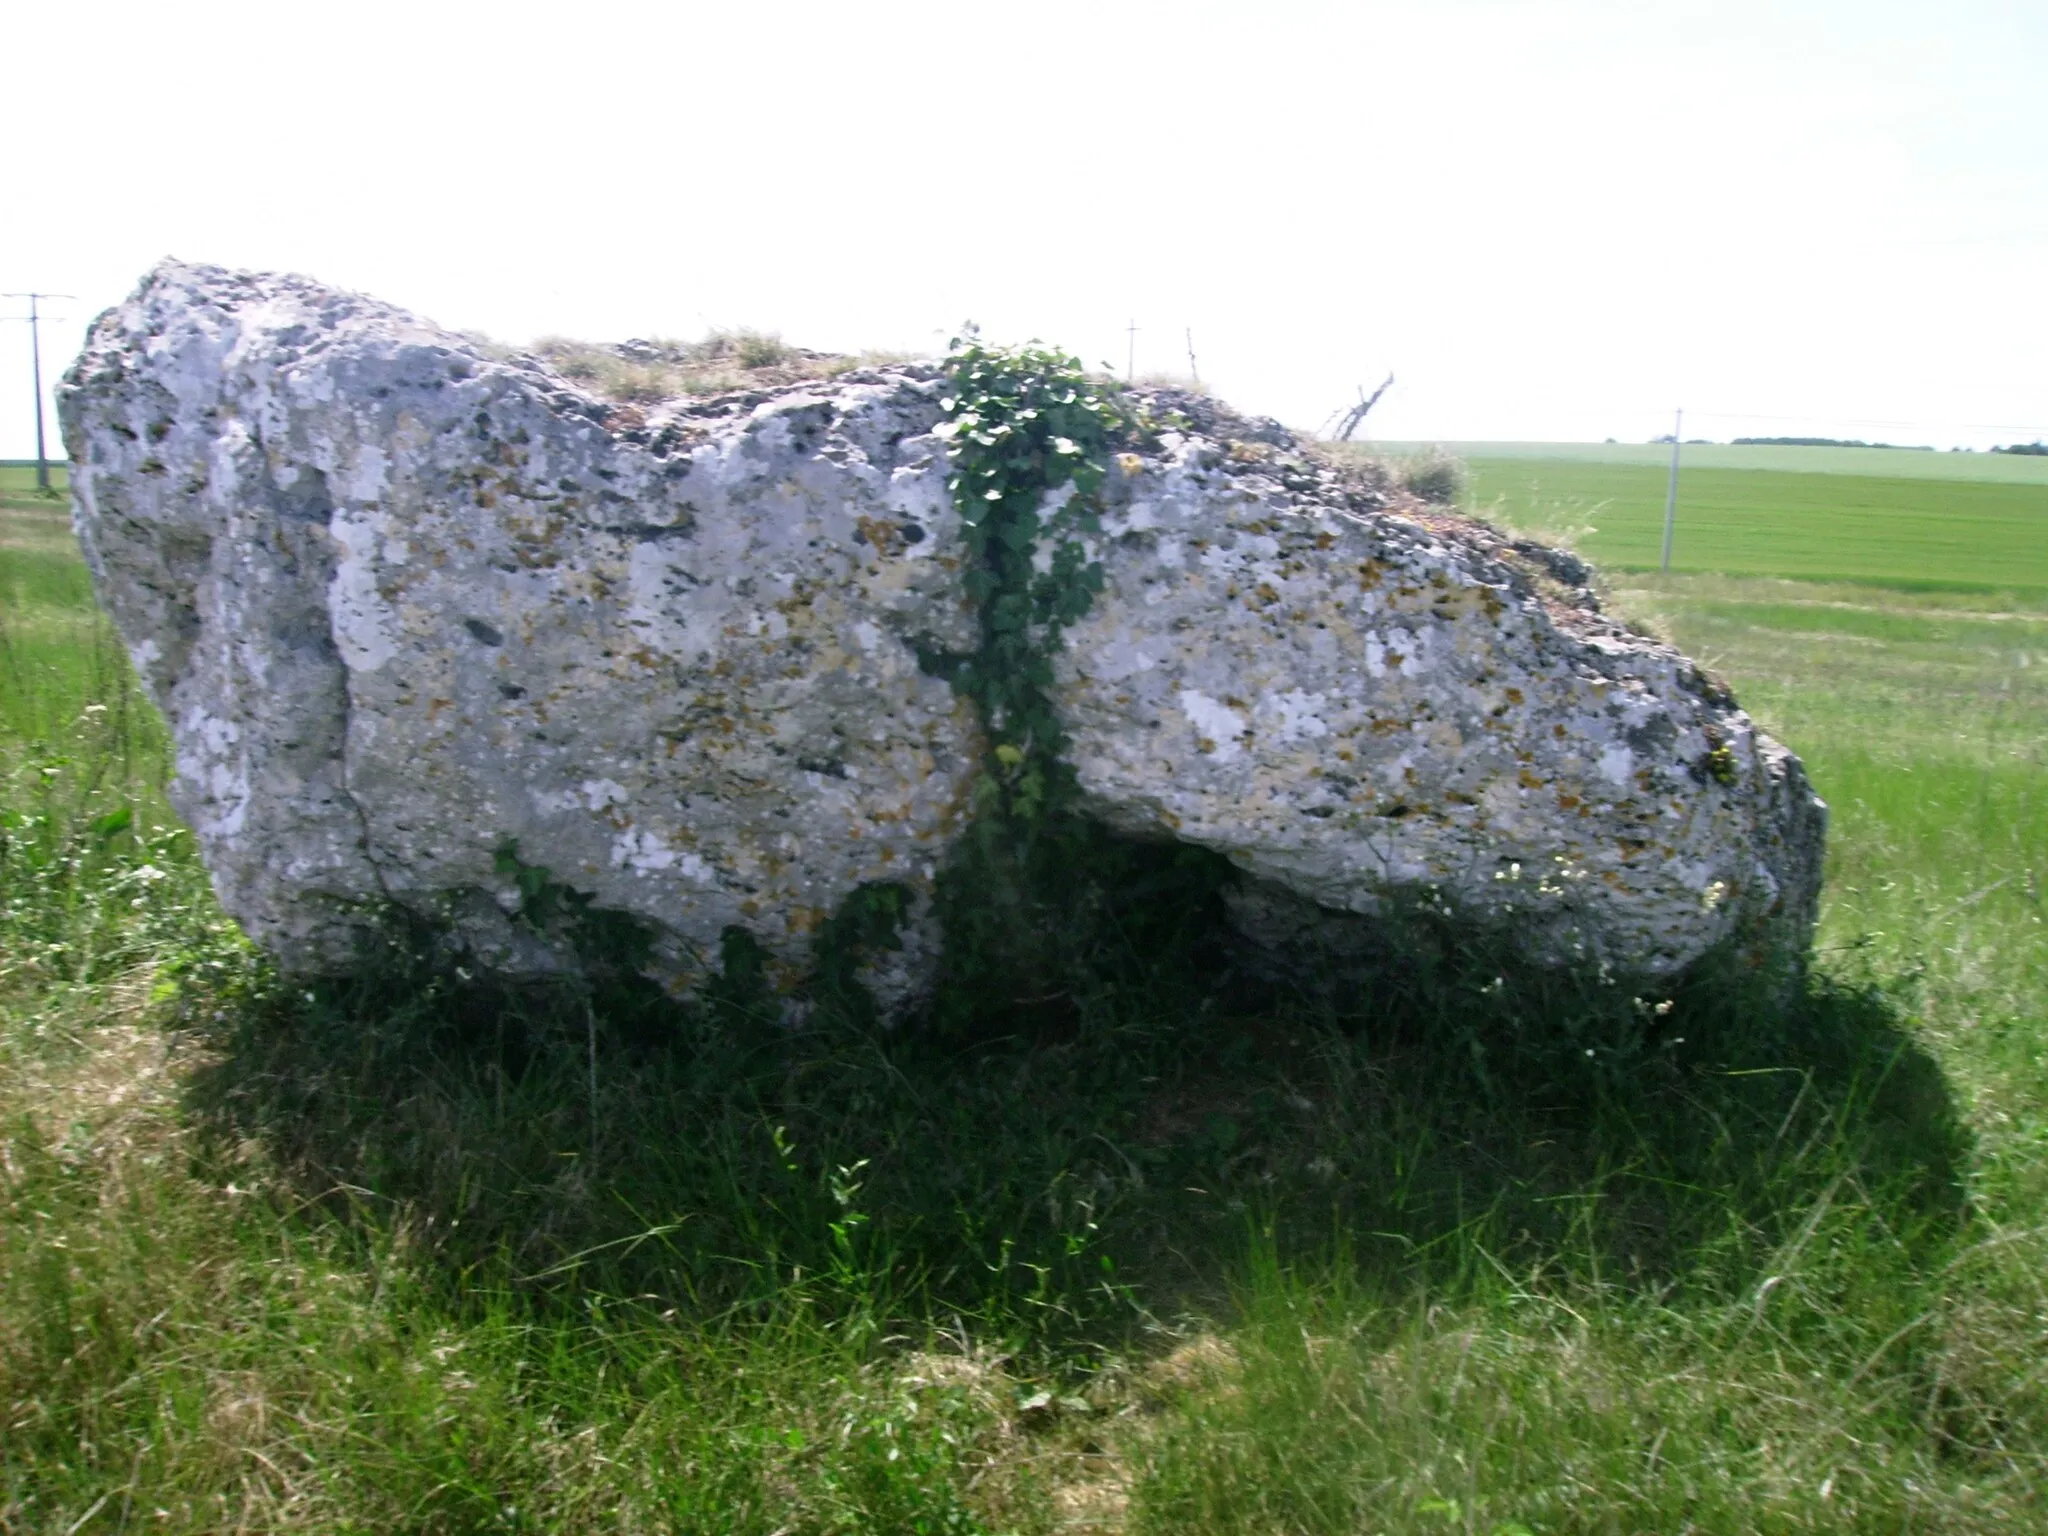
[61, 261, 1825, 1012]
[60, 261, 978, 1010]
[1056, 399, 1825, 979]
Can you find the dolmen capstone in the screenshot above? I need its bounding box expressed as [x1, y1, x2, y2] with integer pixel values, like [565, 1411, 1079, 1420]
[60, 261, 1825, 1015]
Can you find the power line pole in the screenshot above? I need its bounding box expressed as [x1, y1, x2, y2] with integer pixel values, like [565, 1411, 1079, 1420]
[4, 292, 75, 492]
[1660, 406, 1683, 573]
[1126, 319, 1138, 382]
[1185, 328, 1199, 385]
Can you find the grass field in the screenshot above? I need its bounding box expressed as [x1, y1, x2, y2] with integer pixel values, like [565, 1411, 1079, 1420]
[4, 450, 2047, 1531]
[1366, 440, 2048, 484]
[1350, 442, 2048, 593]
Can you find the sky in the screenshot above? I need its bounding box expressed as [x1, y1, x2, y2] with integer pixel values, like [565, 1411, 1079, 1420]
[5, 0, 2046, 457]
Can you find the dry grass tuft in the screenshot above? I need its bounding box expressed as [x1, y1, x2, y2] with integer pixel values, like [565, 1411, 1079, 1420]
[529, 329, 930, 404]
[1138, 1333, 1240, 1402]
[1134, 371, 1210, 395]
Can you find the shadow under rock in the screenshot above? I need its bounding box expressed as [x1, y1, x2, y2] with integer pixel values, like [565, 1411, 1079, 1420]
[179, 899, 1971, 1348]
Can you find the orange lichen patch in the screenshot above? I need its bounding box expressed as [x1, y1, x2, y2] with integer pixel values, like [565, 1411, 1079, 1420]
[1557, 792, 1581, 811]
[854, 515, 905, 556]
[1518, 769, 1543, 790]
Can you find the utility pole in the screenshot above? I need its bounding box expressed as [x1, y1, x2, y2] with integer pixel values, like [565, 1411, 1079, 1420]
[1660, 406, 1683, 572]
[1125, 319, 1138, 382]
[4, 292, 75, 492]
[1185, 328, 1199, 385]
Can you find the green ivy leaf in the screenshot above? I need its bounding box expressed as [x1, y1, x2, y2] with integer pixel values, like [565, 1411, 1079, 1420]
[940, 328, 1131, 836]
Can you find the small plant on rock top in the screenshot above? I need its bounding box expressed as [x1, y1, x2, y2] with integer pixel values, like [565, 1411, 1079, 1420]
[936, 326, 1124, 821]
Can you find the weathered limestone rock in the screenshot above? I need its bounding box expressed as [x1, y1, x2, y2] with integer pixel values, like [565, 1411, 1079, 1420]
[1056, 394, 1826, 978]
[62, 261, 1824, 1012]
[61, 261, 980, 1006]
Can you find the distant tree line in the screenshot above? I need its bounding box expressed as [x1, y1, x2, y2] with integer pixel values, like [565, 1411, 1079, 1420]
[1731, 436, 1932, 450]
[1991, 441, 2048, 456]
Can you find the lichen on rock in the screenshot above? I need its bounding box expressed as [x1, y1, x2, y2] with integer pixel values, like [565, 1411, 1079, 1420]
[1052, 390, 1824, 980]
[62, 260, 979, 1002]
[60, 261, 1825, 1019]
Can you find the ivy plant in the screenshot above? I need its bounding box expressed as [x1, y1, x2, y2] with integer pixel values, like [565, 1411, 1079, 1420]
[924, 333, 1234, 1025]
[937, 328, 1123, 824]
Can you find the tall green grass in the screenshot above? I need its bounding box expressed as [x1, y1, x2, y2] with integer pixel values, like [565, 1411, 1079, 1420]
[1129, 572, 2048, 1533]
[5, 485, 2046, 1531]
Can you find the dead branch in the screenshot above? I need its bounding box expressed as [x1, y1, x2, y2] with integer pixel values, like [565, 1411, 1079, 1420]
[1330, 373, 1395, 442]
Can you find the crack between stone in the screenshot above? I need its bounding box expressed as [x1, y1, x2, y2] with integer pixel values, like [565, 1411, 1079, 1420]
[333, 682, 396, 906]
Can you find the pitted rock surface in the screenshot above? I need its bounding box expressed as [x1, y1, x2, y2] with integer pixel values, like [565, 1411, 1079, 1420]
[61, 261, 979, 1005]
[61, 261, 1825, 1008]
[1056, 401, 1825, 976]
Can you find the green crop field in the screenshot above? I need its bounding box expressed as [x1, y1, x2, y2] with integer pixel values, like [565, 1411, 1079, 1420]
[1353, 442, 2048, 591]
[4, 448, 2046, 1531]
[1479, 460, 2048, 588]
[1368, 440, 2048, 483]
[0, 463, 71, 489]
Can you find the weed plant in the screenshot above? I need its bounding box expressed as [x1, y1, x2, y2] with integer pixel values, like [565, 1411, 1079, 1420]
[530, 331, 916, 404]
[4, 461, 2047, 1529]
[1392, 448, 1468, 506]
